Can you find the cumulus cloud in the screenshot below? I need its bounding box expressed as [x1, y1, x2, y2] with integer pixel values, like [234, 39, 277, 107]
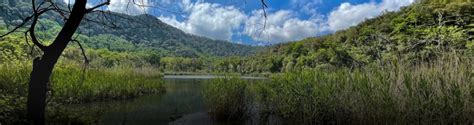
[158, 0, 414, 44]
[63, 0, 151, 15]
[290, 0, 323, 15]
[159, 1, 246, 40]
[243, 10, 326, 43]
[64, 0, 415, 44]
[107, 0, 150, 15]
[248, 0, 414, 43]
[328, 0, 415, 31]
[158, 0, 325, 43]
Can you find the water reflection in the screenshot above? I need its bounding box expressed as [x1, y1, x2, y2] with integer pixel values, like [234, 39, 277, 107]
[64, 75, 267, 125]
[163, 75, 267, 80]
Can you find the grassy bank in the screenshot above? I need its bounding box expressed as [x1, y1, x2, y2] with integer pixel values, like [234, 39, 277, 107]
[0, 62, 164, 123]
[203, 56, 474, 124]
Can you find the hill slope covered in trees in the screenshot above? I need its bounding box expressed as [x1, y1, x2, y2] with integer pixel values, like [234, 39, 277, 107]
[227, 1, 474, 73]
[0, 1, 260, 59]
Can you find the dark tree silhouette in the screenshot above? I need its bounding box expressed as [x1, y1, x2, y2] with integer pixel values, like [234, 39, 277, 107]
[1, 1, 112, 124]
[0, 0, 268, 124]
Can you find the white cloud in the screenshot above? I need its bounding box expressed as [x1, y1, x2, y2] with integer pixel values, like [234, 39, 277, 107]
[328, 2, 378, 31]
[63, 0, 151, 15]
[380, 0, 416, 11]
[290, 0, 323, 15]
[159, 1, 246, 41]
[159, 0, 414, 44]
[107, 0, 150, 15]
[328, 0, 414, 31]
[64, 0, 415, 44]
[243, 10, 326, 43]
[158, 0, 326, 43]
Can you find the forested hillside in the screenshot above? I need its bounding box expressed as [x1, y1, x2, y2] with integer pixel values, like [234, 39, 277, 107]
[226, 1, 474, 73]
[0, 1, 260, 59]
[1, 1, 472, 74]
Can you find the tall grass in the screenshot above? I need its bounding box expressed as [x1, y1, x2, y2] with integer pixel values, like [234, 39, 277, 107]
[202, 76, 255, 120]
[0, 61, 30, 123]
[52, 65, 164, 103]
[0, 62, 164, 123]
[204, 55, 474, 124]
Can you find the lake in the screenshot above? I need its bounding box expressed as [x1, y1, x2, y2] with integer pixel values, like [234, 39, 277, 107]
[64, 75, 267, 125]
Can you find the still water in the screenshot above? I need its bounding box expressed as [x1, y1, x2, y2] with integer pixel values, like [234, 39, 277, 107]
[66, 75, 266, 125]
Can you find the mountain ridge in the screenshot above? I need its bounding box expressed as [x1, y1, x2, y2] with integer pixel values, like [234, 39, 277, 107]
[0, 1, 262, 58]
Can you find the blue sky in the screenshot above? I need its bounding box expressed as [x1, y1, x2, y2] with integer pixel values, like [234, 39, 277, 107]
[72, 0, 415, 45]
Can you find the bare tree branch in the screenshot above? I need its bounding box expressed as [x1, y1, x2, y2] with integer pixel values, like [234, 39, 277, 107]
[71, 39, 89, 64]
[257, 0, 269, 41]
[86, 0, 110, 13]
[28, 16, 47, 51]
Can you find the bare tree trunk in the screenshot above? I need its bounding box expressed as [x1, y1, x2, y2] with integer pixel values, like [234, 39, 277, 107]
[26, 1, 87, 124]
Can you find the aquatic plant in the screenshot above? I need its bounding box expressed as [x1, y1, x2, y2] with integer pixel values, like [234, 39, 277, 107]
[205, 55, 474, 124]
[202, 76, 255, 120]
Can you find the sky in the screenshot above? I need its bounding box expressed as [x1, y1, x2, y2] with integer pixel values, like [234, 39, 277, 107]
[66, 0, 416, 45]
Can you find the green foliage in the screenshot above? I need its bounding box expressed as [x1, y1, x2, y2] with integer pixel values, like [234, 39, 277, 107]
[51, 65, 164, 103]
[260, 56, 473, 124]
[0, 2, 262, 68]
[205, 55, 474, 124]
[236, 2, 474, 73]
[0, 30, 167, 124]
[202, 76, 255, 120]
[0, 62, 164, 123]
[160, 57, 204, 72]
[78, 13, 261, 57]
[81, 34, 136, 52]
[0, 18, 6, 34]
[421, 0, 474, 4]
[0, 35, 29, 62]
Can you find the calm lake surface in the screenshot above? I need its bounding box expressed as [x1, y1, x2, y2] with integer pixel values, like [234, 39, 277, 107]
[66, 75, 267, 125]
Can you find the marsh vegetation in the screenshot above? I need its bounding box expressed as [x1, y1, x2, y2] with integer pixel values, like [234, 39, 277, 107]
[203, 55, 474, 124]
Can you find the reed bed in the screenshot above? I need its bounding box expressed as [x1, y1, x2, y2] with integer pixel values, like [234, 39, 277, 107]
[204, 56, 474, 124]
[203, 76, 255, 120]
[0, 62, 164, 123]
